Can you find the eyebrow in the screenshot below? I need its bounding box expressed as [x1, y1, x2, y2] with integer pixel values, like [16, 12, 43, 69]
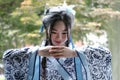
[52, 28, 67, 31]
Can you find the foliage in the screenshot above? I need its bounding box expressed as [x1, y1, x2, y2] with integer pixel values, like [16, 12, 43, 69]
[0, 0, 24, 18]
[0, 0, 120, 60]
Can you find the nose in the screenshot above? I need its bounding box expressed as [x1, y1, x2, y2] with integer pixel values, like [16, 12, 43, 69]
[56, 33, 62, 40]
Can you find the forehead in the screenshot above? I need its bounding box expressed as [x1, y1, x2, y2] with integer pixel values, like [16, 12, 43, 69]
[52, 21, 67, 30]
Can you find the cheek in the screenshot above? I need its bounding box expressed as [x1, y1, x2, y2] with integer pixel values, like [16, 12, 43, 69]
[51, 34, 56, 39]
[62, 35, 68, 41]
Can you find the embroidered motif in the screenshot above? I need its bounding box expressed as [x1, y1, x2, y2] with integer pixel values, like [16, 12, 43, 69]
[3, 46, 112, 80]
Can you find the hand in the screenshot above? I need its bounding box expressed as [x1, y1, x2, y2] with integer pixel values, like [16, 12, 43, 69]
[49, 46, 77, 58]
[38, 46, 77, 58]
[38, 46, 52, 57]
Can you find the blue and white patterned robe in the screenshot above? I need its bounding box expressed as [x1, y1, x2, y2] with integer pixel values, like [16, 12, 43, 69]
[2, 45, 112, 80]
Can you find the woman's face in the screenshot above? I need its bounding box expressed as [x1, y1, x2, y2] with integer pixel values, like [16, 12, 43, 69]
[51, 21, 68, 46]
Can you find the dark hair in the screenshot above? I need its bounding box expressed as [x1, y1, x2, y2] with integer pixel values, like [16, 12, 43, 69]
[44, 11, 72, 46]
[43, 11, 73, 29]
[41, 6, 75, 79]
[42, 6, 75, 46]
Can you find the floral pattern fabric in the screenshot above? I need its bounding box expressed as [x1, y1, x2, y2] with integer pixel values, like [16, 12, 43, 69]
[3, 47, 30, 80]
[42, 57, 76, 80]
[80, 45, 112, 80]
[2, 45, 112, 80]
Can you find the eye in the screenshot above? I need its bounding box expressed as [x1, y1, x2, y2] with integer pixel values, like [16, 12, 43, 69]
[62, 31, 67, 34]
[51, 31, 57, 34]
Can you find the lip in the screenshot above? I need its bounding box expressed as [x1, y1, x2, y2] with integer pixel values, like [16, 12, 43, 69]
[55, 41, 61, 44]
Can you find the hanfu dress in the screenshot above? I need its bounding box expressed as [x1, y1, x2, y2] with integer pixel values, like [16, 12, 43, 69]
[3, 45, 112, 80]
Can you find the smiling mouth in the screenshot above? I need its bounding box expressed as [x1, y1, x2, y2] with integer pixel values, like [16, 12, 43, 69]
[55, 41, 61, 44]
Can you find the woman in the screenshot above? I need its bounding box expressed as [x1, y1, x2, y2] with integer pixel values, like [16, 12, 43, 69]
[3, 6, 112, 80]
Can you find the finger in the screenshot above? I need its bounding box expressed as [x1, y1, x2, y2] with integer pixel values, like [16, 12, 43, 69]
[51, 46, 64, 49]
[50, 53, 63, 58]
[49, 49, 63, 54]
[49, 49, 64, 53]
[53, 55, 62, 58]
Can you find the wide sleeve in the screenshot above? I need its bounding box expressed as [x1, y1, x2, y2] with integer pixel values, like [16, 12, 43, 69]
[82, 45, 112, 80]
[2, 47, 32, 80]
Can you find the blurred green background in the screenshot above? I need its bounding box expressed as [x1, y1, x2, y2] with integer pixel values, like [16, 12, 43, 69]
[0, 0, 120, 80]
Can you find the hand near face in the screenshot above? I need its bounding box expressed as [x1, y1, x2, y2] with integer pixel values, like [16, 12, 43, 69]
[38, 46, 77, 58]
[38, 46, 52, 57]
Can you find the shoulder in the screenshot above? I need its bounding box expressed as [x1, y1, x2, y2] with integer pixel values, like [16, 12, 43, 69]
[3, 47, 29, 59]
[79, 45, 112, 64]
[3, 46, 39, 60]
[75, 45, 111, 68]
[75, 44, 112, 67]
[75, 45, 112, 59]
[79, 45, 111, 57]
